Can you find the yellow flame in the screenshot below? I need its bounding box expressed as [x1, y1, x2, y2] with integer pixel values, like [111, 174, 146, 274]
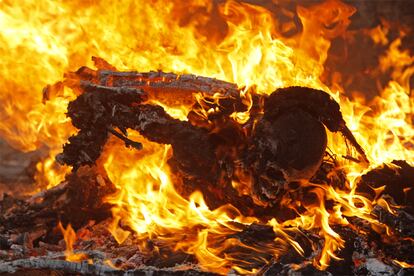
[0, 0, 413, 273]
[393, 260, 414, 268]
[58, 222, 88, 262]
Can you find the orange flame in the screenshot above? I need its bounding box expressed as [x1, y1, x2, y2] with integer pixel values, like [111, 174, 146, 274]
[58, 222, 88, 262]
[0, 0, 413, 273]
[393, 259, 414, 269]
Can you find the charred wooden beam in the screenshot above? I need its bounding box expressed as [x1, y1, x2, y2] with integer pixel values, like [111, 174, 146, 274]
[0, 257, 216, 275]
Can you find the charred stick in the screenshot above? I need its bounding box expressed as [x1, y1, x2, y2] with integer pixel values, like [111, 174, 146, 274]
[342, 155, 361, 163]
[107, 127, 142, 150]
[80, 81, 148, 101]
[97, 70, 241, 98]
[340, 125, 369, 163]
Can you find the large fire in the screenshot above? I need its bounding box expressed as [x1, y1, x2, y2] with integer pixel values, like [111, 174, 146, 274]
[0, 0, 413, 274]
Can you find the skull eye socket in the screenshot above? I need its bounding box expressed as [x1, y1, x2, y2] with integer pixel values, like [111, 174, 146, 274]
[266, 167, 285, 182]
[288, 181, 300, 190]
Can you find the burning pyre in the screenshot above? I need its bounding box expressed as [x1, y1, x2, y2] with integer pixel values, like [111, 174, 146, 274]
[0, 0, 413, 275]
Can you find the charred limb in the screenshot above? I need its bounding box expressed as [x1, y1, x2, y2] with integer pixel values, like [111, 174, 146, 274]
[0, 166, 115, 237]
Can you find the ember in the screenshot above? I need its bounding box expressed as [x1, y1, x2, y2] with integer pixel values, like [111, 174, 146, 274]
[0, 0, 413, 275]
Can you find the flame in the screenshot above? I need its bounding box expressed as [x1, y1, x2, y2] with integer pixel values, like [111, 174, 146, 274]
[393, 259, 414, 268]
[58, 222, 88, 262]
[0, 0, 413, 274]
[35, 152, 71, 190]
[102, 134, 269, 273]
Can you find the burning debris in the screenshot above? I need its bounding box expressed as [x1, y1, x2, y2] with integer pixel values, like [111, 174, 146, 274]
[1, 59, 414, 275]
[57, 65, 368, 209]
[0, 0, 413, 275]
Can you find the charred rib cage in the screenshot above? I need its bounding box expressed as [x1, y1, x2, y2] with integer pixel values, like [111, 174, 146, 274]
[57, 66, 367, 208]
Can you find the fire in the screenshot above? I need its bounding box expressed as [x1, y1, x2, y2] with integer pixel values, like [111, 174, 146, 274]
[393, 260, 414, 269]
[58, 222, 88, 262]
[102, 134, 266, 273]
[0, 0, 413, 274]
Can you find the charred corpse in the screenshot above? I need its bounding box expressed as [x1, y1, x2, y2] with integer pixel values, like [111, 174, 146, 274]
[57, 67, 368, 208]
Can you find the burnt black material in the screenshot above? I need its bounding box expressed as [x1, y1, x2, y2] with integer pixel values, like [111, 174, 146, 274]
[57, 68, 367, 210]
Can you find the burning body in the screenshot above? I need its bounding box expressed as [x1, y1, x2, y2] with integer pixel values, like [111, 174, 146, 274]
[57, 66, 367, 210]
[0, 0, 413, 273]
